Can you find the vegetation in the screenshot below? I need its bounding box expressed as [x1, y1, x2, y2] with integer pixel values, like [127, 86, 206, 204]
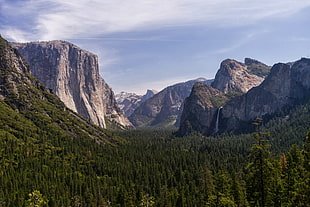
[246, 63, 271, 77]
[0, 99, 309, 206]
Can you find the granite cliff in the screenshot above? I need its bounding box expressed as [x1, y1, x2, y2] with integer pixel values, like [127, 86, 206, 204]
[221, 58, 310, 130]
[178, 83, 228, 136]
[211, 59, 267, 93]
[178, 58, 269, 136]
[0, 35, 116, 143]
[11, 41, 133, 129]
[178, 58, 310, 136]
[129, 78, 213, 128]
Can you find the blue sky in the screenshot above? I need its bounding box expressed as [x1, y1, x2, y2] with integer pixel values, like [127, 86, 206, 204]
[1, 0, 310, 94]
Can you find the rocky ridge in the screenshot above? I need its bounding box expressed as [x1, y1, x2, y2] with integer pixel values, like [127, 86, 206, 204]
[211, 59, 266, 93]
[179, 58, 310, 136]
[221, 58, 310, 130]
[11, 41, 133, 129]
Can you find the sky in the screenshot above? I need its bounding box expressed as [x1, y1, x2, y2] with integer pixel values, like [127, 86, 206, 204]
[1, 0, 310, 94]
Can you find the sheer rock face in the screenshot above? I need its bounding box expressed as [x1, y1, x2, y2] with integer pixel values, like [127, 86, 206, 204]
[178, 83, 227, 136]
[116, 89, 157, 117]
[211, 59, 265, 93]
[11, 41, 133, 129]
[178, 58, 310, 136]
[221, 58, 310, 130]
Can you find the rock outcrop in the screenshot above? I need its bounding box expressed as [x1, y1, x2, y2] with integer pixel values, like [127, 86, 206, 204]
[11, 41, 133, 129]
[0, 35, 116, 143]
[116, 89, 157, 117]
[178, 83, 228, 136]
[211, 59, 266, 93]
[178, 58, 310, 136]
[129, 78, 213, 128]
[221, 58, 310, 130]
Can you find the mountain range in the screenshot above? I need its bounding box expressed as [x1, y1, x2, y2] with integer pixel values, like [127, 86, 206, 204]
[115, 89, 157, 117]
[4, 36, 309, 137]
[128, 78, 213, 128]
[127, 58, 270, 129]
[179, 58, 310, 136]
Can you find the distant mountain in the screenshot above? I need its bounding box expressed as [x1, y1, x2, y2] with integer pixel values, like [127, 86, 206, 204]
[0, 35, 118, 144]
[11, 41, 133, 129]
[178, 58, 310, 136]
[129, 78, 213, 128]
[116, 89, 157, 117]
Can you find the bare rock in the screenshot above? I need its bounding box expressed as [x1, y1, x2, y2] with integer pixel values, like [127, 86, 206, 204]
[211, 59, 265, 93]
[11, 41, 133, 129]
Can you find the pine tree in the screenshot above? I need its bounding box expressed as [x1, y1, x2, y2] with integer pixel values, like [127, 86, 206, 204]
[281, 132, 310, 206]
[231, 172, 248, 207]
[246, 118, 274, 207]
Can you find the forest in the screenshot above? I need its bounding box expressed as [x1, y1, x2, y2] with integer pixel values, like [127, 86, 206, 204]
[0, 96, 309, 206]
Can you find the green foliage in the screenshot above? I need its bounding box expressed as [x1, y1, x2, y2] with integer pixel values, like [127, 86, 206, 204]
[0, 109, 309, 206]
[26, 190, 48, 207]
[246, 63, 271, 77]
[246, 118, 274, 207]
[209, 90, 242, 108]
[209, 94, 229, 108]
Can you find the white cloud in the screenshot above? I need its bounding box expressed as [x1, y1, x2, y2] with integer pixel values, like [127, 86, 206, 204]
[214, 29, 270, 54]
[2, 0, 310, 41]
[2, 28, 29, 42]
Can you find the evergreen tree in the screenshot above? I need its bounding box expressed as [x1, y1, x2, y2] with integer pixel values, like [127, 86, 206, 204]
[281, 132, 310, 206]
[245, 118, 274, 207]
[206, 171, 237, 207]
[231, 172, 248, 207]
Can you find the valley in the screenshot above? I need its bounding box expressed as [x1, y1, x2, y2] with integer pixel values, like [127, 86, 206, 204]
[0, 34, 309, 206]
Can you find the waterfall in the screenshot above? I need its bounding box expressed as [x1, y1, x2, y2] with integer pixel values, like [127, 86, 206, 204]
[215, 107, 222, 134]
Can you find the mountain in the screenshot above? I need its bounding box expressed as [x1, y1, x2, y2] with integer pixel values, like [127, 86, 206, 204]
[221, 58, 310, 131]
[178, 58, 310, 136]
[11, 41, 133, 129]
[129, 78, 213, 128]
[0, 35, 119, 145]
[178, 83, 229, 136]
[211, 59, 268, 94]
[116, 89, 157, 117]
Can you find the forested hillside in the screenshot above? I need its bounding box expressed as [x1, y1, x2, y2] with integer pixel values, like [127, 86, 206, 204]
[0, 91, 309, 206]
